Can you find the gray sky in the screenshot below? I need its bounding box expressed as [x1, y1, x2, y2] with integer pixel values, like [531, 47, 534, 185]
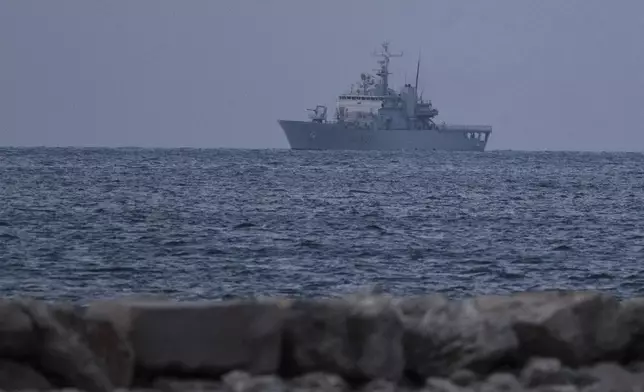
[2, 0, 643, 151]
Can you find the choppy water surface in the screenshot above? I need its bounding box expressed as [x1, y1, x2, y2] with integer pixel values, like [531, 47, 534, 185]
[1, 147, 643, 302]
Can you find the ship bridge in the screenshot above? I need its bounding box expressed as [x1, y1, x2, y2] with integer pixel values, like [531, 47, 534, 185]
[335, 94, 385, 121]
[337, 94, 389, 101]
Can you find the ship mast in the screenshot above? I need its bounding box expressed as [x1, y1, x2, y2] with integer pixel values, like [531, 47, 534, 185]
[372, 42, 402, 96]
[414, 52, 421, 92]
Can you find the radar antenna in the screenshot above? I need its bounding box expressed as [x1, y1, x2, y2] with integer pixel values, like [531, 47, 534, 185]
[372, 42, 403, 95]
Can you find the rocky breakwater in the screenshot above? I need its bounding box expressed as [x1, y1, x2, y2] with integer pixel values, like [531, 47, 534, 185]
[2, 290, 644, 391]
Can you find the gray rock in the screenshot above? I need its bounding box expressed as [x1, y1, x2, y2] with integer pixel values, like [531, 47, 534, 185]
[0, 359, 52, 390]
[0, 299, 38, 359]
[472, 290, 629, 366]
[426, 377, 466, 392]
[53, 303, 135, 388]
[360, 379, 400, 392]
[448, 369, 477, 387]
[289, 372, 349, 392]
[520, 357, 575, 387]
[618, 298, 644, 361]
[153, 377, 223, 392]
[482, 372, 523, 392]
[627, 361, 644, 374]
[402, 296, 518, 378]
[18, 299, 114, 392]
[221, 370, 286, 392]
[115, 389, 159, 392]
[534, 386, 579, 392]
[85, 297, 286, 377]
[282, 296, 404, 382]
[578, 362, 644, 392]
[1, 300, 125, 389]
[392, 294, 450, 319]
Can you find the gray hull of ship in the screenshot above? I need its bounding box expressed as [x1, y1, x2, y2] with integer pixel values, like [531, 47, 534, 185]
[278, 120, 490, 151]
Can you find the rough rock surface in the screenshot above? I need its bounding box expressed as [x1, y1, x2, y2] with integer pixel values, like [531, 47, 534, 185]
[0, 298, 135, 391]
[519, 357, 576, 388]
[290, 372, 350, 392]
[471, 290, 629, 366]
[579, 362, 644, 392]
[86, 297, 286, 378]
[447, 369, 477, 387]
[481, 372, 523, 392]
[0, 359, 52, 390]
[400, 294, 518, 378]
[281, 296, 404, 382]
[19, 298, 116, 391]
[619, 297, 644, 362]
[2, 290, 644, 390]
[0, 299, 39, 359]
[51, 302, 135, 387]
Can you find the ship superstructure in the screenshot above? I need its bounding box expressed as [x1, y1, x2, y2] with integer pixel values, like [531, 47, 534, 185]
[278, 42, 492, 151]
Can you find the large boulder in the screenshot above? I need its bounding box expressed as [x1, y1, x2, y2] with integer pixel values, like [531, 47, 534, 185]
[0, 299, 39, 359]
[1, 298, 132, 391]
[618, 297, 644, 361]
[579, 362, 644, 392]
[51, 302, 135, 387]
[18, 299, 117, 391]
[399, 294, 518, 379]
[519, 357, 580, 388]
[281, 295, 405, 383]
[0, 359, 52, 390]
[289, 372, 350, 392]
[0, 298, 129, 391]
[85, 297, 286, 379]
[396, 290, 628, 379]
[471, 290, 629, 366]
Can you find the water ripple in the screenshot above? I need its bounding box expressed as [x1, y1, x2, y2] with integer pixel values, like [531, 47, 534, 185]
[1, 148, 643, 302]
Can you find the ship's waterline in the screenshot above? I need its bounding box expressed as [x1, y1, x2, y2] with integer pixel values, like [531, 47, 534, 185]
[279, 120, 490, 151]
[277, 42, 493, 152]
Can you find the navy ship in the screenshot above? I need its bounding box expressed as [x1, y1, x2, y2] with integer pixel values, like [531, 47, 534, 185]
[278, 42, 492, 151]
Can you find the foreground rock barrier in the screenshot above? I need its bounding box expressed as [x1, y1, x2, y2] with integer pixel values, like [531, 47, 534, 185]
[2, 290, 644, 391]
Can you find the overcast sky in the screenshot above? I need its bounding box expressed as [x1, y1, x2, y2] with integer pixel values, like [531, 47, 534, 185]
[2, 0, 643, 151]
